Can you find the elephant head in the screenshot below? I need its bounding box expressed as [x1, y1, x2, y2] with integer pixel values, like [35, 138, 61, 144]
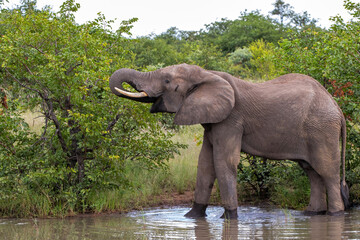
[109, 64, 235, 125]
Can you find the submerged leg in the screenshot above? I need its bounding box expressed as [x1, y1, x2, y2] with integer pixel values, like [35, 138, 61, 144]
[323, 174, 344, 214]
[298, 161, 327, 214]
[306, 142, 344, 214]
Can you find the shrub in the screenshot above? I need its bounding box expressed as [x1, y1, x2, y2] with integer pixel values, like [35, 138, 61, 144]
[0, 0, 184, 216]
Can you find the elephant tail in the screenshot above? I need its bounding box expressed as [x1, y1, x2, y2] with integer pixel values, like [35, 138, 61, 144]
[340, 117, 350, 210]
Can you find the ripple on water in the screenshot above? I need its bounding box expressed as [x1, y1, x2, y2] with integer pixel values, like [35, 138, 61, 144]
[1, 206, 360, 239]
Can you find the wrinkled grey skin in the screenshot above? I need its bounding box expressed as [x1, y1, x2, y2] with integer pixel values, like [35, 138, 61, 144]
[109, 64, 349, 219]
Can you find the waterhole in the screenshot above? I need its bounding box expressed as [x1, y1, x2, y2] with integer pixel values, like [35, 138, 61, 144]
[1, 206, 360, 239]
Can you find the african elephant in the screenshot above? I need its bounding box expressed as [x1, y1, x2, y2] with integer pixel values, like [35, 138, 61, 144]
[109, 63, 349, 219]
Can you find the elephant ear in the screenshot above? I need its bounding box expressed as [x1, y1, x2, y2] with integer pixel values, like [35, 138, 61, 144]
[174, 73, 235, 125]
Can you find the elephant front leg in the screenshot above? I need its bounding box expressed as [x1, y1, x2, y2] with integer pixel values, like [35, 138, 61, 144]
[185, 132, 216, 218]
[213, 129, 242, 219]
[215, 157, 240, 219]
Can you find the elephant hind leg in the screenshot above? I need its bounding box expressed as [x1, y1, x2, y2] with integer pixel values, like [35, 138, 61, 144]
[298, 160, 327, 214]
[305, 154, 344, 213]
[310, 149, 344, 213]
[321, 173, 344, 213]
[305, 123, 345, 213]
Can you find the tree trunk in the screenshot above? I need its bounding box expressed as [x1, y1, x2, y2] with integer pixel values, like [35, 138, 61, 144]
[77, 149, 85, 183]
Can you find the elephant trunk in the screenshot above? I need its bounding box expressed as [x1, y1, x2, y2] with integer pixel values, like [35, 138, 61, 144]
[109, 68, 156, 103]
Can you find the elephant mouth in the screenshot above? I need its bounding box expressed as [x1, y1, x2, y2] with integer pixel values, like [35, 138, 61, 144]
[150, 96, 173, 113]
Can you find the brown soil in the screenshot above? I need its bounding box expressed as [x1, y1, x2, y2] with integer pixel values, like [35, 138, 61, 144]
[145, 190, 195, 209]
[71, 191, 195, 218]
[142, 188, 270, 209]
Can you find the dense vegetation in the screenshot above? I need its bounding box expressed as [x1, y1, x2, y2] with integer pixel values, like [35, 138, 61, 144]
[0, 0, 185, 216]
[0, 0, 359, 217]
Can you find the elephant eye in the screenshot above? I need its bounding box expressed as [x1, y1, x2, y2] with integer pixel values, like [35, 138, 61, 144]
[165, 79, 170, 84]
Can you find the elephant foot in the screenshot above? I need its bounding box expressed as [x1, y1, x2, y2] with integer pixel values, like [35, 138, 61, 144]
[220, 208, 238, 219]
[184, 202, 208, 218]
[328, 210, 345, 216]
[304, 204, 327, 216]
[304, 210, 327, 216]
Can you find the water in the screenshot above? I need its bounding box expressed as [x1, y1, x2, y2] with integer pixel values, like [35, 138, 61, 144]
[1, 206, 360, 239]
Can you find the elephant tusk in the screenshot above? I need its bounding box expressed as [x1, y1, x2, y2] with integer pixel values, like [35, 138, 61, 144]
[114, 87, 148, 98]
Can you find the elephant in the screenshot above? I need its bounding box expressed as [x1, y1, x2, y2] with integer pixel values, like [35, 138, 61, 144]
[109, 63, 350, 219]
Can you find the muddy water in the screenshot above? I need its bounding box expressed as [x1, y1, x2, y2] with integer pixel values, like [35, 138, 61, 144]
[1, 206, 360, 239]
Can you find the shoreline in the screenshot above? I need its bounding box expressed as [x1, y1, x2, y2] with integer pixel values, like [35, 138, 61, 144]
[63, 190, 276, 219]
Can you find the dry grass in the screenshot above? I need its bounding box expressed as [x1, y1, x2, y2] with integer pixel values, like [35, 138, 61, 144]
[22, 110, 44, 134]
[87, 125, 203, 212]
[168, 125, 202, 193]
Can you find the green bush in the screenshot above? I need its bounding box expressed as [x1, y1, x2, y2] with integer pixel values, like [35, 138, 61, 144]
[0, 0, 184, 217]
[229, 47, 252, 66]
[229, 40, 277, 80]
[237, 156, 310, 209]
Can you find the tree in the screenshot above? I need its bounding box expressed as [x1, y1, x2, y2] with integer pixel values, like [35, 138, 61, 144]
[291, 11, 318, 28]
[202, 18, 233, 41]
[270, 0, 294, 27]
[0, 0, 7, 7]
[217, 10, 282, 53]
[0, 88, 7, 110]
[0, 0, 183, 216]
[131, 37, 182, 68]
[270, 0, 318, 29]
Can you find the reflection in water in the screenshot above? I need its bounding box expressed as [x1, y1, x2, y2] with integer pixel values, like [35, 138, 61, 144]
[308, 215, 347, 240]
[194, 218, 239, 239]
[0, 206, 360, 239]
